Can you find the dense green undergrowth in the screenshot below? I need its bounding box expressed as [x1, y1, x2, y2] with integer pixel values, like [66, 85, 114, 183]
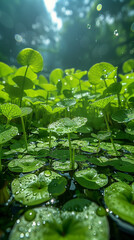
[0, 48, 134, 240]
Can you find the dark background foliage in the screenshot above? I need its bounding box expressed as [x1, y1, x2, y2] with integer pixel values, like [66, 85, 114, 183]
[0, 0, 134, 73]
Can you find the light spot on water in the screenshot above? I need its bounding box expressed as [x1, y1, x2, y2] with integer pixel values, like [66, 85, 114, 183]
[114, 30, 119, 36]
[97, 4, 102, 11]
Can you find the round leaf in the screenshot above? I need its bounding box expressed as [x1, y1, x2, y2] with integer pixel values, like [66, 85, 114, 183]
[48, 117, 87, 135]
[52, 160, 77, 171]
[88, 62, 115, 85]
[0, 125, 18, 144]
[0, 103, 22, 121]
[104, 182, 134, 225]
[74, 168, 108, 189]
[17, 48, 43, 73]
[11, 170, 67, 205]
[8, 157, 44, 173]
[112, 109, 134, 123]
[0, 62, 13, 77]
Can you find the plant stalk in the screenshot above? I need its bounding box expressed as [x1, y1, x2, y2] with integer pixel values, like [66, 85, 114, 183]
[0, 145, 2, 172]
[21, 116, 28, 151]
[68, 133, 74, 169]
[104, 113, 118, 155]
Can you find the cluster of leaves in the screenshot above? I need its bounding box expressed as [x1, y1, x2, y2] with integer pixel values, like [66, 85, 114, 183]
[0, 48, 134, 240]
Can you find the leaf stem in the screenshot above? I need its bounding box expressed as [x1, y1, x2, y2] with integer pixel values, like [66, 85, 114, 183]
[68, 133, 74, 169]
[0, 145, 2, 172]
[20, 65, 29, 107]
[104, 113, 118, 155]
[21, 116, 28, 151]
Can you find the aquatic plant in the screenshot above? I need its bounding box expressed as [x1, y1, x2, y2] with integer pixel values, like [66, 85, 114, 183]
[0, 48, 134, 239]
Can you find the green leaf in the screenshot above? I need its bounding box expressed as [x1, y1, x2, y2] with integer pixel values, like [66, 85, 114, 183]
[74, 168, 108, 189]
[92, 95, 115, 109]
[20, 107, 33, 117]
[14, 66, 37, 80]
[103, 82, 122, 95]
[49, 68, 63, 85]
[112, 109, 134, 123]
[9, 200, 109, 240]
[125, 121, 134, 135]
[40, 83, 56, 91]
[48, 117, 87, 135]
[52, 160, 78, 171]
[0, 62, 13, 77]
[57, 99, 76, 107]
[11, 170, 67, 205]
[0, 103, 22, 121]
[122, 59, 134, 73]
[104, 182, 134, 225]
[88, 62, 115, 85]
[13, 76, 34, 90]
[17, 48, 43, 72]
[0, 125, 18, 144]
[8, 157, 44, 173]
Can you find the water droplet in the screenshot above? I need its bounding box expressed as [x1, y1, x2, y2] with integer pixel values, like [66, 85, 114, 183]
[16, 219, 20, 224]
[24, 210, 36, 221]
[87, 24, 91, 29]
[114, 30, 119, 36]
[97, 4, 102, 11]
[25, 232, 30, 238]
[45, 170, 51, 177]
[96, 207, 106, 216]
[15, 191, 20, 195]
[20, 233, 24, 239]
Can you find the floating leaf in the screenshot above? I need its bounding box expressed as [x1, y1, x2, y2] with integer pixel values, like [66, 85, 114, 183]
[104, 182, 134, 225]
[48, 117, 87, 135]
[0, 103, 22, 121]
[9, 200, 109, 240]
[52, 160, 77, 171]
[17, 48, 43, 72]
[0, 62, 13, 77]
[112, 172, 133, 183]
[8, 157, 44, 173]
[112, 109, 134, 123]
[11, 170, 67, 205]
[74, 168, 108, 189]
[0, 125, 18, 144]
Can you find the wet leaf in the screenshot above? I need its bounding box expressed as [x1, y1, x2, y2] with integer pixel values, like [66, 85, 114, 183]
[0, 125, 18, 144]
[0, 103, 22, 121]
[48, 117, 87, 135]
[8, 157, 44, 172]
[104, 182, 134, 225]
[74, 168, 108, 189]
[11, 170, 67, 205]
